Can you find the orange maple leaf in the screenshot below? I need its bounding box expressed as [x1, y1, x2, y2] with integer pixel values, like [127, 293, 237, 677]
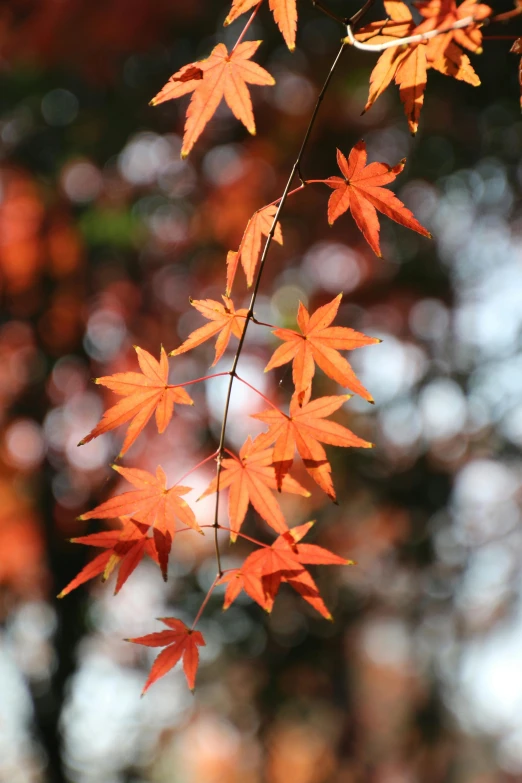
[252, 392, 372, 500]
[356, 2, 428, 134]
[414, 0, 492, 62]
[356, 1, 487, 132]
[226, 204, 283, 294]
[79, 465, 201, 579]
[58, 520, 159, 598]
[265, 293, 380, 402]
[150, 41, 275, 158]
[225, 0, 298, 51]
[219, 521, 352, 618]
[78, 346, 193, 458]
[198, 435, 310, 541]
[324, 142, 431, 258]
[170, 297, 248, 365]
[127, 618, 205, 692]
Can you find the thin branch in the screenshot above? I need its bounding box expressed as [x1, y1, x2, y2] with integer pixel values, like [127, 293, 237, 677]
[211, 40, 347, 578]
[345, 14, 479, 52]
[312, 0, 345, 25]
[348, 0, 377, 27]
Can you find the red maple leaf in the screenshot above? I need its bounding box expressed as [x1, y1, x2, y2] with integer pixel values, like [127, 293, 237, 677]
[198, 435, 310, 541]
[324, 142, 431, 257]
[79, 465, 201, 579]
[219, 521, 352, 618]
[78, 346, 193, 458]
[150, 41, 275, 158]
[170, 297, 248, 365]
[58, 520, 159, 597]
[252, 391, 372, 500]
[265, 293, 380, 401]
[127, 618, 205, 692]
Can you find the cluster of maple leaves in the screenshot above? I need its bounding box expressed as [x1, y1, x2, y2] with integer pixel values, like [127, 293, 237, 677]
[61, 0, 520, 693]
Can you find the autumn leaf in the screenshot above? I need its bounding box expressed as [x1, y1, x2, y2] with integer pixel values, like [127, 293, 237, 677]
[252, 392, 372, 500]
[198, 435, 310, 541]
[323, 142, 431, 257]
[150, 41, 275, 158]
[428, 41, 480, 86]
[414, 0, 492, 62]
[225, 0, 298, 51]
[127, 618, 205, 692]
[58, 520, 159, 598]
[355, 2, 428, 134]
[78, 346, 193, 458]
[170, 297, 248, 364]
[219, 521, 352, 618]
[79, 465, 201, 579]
[226, 204, 283, 294]
[265, 294, 380, 401]
[355, 0, 487, 133]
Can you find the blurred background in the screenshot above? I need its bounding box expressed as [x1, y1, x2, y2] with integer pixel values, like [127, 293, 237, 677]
[1, 1, 522, 781]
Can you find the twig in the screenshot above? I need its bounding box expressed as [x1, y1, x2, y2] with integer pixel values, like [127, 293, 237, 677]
[312, 0, 345, 24]
[345, 14, 479, 52]
[348, 0, 377, 27]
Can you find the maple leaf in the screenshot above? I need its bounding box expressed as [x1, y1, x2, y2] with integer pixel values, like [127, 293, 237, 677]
[170, 297, 248, 365]
[226, 204, 283, 294]
[79, 465, 201, 579]
[225, 0, 298, 51]
[414, 0, 492, 62]
[78, 346, 193, 458]
[355, 1, 487, 133]
[252, 392, 372, 500]
[198, 435, 310, 541]
[265, 293, 380, 402]
[58, 520, 159, 598]
[324, 142, 431, 258]
[356, 2, 428, 134]
[219, 521, 352, 618]
[150, 41, 275, 158]
[127, 618, 205, 692]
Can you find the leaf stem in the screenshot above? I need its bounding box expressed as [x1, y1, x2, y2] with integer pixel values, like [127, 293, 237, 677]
[191, 574, 219, 630]
[231, 1, 264, 53]
[173, 450, 219, 488]
[173, 371, 231, 388]
[235, 373, 281, 411]
[265, 183, 307, 208]
[218, 525, 270, 548]
[251, 316, 277, 328]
